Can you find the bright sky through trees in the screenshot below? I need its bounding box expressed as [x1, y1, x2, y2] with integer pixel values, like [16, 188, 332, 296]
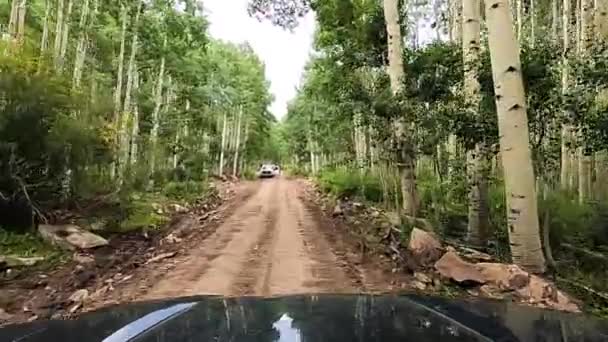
[203, 0, 315, 119]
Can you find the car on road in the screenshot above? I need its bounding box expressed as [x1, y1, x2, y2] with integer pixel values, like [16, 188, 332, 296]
[2, 294, 607, 341]
[257, 164, 280, 178]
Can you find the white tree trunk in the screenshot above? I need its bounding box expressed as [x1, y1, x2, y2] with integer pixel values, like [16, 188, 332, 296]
[530, 0, 536, 47]
[560, 0, 573, 190]
[40, 0, 50, 55]
[58, 0, 73, 71]
[596, 0, 608, 40]
[578, 0, 593, 202]
[463, 0, 489, 246]
[219, 111, 228, 176]
[15, 0, 27, 44]
[148, 40, 166, 189]
[384, 0, 419, 216]
[72, 0, 91, 88]
[53, 0, 64, 68]
[72, 0, 89, 88]
[111, 4, 128, 180]
[485, 0, 546, 272]
[551, 0, 559, 41]
[232, 107, 243, 177]
[7, 0, 18, 39]
[129, 67, 140, 166]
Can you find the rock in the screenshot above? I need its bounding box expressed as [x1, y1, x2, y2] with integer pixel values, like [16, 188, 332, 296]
[412, 280, 427, 291]
[163, 233, 182, 244]
[479, 284, 507, 299]
[0, 308, 13, 321]
[171, 204, 188, 213]
[475, 263, 530, 291]
[515, 275, 579, 312]
[414, 272, 432, 284]
[0, 255, 44, 269]
[385, 211, 401, 226]
[88, 219, 107, 231]
[332, 203, 343, 216]
[434, 251, 486, 284]
[145, 252, 177, 265]
[408, 228, 443, 266]
[69, 289, 88, 303]
[39, 224, 108, 250]
[73, 253, 95, 265]
[458, 246, 493, 262]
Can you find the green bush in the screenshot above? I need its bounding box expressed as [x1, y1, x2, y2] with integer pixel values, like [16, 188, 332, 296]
[161, 181, 207, 202]
[317, 168, 384, 202]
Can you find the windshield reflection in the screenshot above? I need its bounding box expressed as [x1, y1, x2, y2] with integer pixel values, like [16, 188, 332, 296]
[3, 295, 608, 342]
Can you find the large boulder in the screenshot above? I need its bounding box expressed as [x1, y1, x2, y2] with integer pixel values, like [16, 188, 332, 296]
[516, 275, 580, 312]
[408, 228, 443, 266]
[39, 224, 108, 250]
[434, 251, 486, 284]
[475, 263, 529, 291]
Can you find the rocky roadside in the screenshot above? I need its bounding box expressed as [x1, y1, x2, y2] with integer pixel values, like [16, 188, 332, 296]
[305, 178, 581, 313]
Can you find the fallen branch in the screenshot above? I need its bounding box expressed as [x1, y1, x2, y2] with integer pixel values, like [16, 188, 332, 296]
[561, 243, 608, 262]
[557, 276, 608, 302]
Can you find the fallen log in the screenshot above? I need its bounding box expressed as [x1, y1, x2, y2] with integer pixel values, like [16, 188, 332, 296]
[560, 243, 608, 262]
[557, 276, 608, 302]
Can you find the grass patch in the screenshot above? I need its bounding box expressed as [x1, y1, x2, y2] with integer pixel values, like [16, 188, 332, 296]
[0, 228, 64, 261]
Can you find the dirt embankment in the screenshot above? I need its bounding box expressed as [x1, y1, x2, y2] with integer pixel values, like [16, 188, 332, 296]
[1, 178, 407, 325]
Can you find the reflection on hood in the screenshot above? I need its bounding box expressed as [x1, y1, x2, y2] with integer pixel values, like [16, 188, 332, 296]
[1, 294, 607, 342]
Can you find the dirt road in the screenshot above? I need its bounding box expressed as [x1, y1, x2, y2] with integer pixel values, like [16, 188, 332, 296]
[143, 178, 357, 299]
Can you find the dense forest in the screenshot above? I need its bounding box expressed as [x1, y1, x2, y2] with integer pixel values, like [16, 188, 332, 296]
[0, 0, 276, 231]
[2, 0, 608, 319]
[250, 0, 608, 311]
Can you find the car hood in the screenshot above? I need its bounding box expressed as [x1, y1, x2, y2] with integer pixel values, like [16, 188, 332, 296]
[1, 294, 607, 342]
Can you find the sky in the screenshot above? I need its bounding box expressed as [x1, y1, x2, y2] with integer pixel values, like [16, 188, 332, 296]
[203, 0, 316, 120]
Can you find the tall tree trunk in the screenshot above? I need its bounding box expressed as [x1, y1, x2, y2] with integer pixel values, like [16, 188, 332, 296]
[58, 0, 73, 72]
[7, 0, 18, 40]
[596, 0, 608, 40]
[219, 111, 228, 176]
[40, 0, 51, 56]
[450, 0, 462, 42]
[15, 0, 27, 44]
[578, 0, 593, 202]
[383, 0, 419, 216]
[148, 39, 166, 189]
[53, 0, 64, 67]
[530, 0, 536, 47]
[516, 0, 522, 42]
[129, 67, 140, 166]
[560, 0, 573, 191]
[72, 0, 90, 88]
[485, 0, 546, 272]
[552, 0, 559, 41]
[463, 0, 489, 246]
[232, 107, 243, 177]
[576, 0, 582, 54]
[111, 3, 128, 180]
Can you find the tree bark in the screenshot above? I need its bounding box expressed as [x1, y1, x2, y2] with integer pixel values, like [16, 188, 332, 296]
[232, 107, 243, 177]
[577, 0, 593, 203]
[129, 67, 140, 166]
[219, 111, 228, 176]
[484, 0, 546, 272]
[552, 0, 559, 41]
[111, 3, 128, 180]
[516, 0, 522, 42]
[560, 0, 573, 191]
[596, 0, 608, 40]
[463, 0, 489, 247]
[72, 0, 90, 88]
[40, 0, 51, 56]
[383, 0, 419, 216]
[148, 38, 166, 189]
[58, 0, 73, 72]
[53, 0, 64, 68]
[15, 0, 27, 44]
[530, 0, 536, 47]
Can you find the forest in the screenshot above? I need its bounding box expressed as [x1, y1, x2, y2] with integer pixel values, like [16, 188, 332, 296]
[2, 0, 608, 321]
[0, 0, 276, 232]
[254, 0, 608, 313]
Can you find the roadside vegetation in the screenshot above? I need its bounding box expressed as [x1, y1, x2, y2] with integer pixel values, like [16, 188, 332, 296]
[251, 0, 608, 315]
[0, 1, 275, 264]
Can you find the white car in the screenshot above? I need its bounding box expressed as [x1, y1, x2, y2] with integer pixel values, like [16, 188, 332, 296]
[257, 164, 280, 178]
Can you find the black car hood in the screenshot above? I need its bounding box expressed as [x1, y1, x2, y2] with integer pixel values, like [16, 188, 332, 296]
[1, 294, 607, 342]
